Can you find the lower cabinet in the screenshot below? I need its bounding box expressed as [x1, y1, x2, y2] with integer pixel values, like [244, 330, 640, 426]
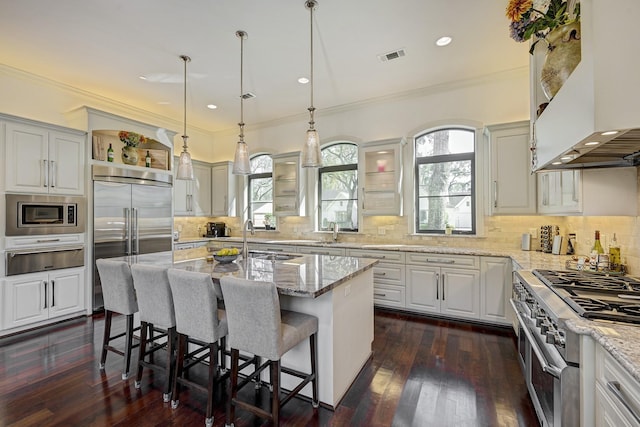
[346, 249, 406, 309]
[2, 267, 85, 332]
[595, 343, 640, 426]
[479, 256, 512, 325]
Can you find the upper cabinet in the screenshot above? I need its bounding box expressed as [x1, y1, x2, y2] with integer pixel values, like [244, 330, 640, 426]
[359, 138, 403, 216]
[211, 161, 236, 217]
[485, 122, 536, 215]
[531, 0, 640, 170]
[4, 118, 85, 195]
[273, 152, 305, 217]
[174, 159, 211, 216]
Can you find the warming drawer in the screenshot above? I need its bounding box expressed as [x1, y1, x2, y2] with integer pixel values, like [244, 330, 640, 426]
[6, 246, 84, 276]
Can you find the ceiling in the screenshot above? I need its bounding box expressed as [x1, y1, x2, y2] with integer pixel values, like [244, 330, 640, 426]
[0, 0, 528, 134]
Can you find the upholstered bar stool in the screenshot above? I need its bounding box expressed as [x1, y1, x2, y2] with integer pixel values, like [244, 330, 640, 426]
[95, 259, 140, 380]
[130, 264, 177, 403]
[220, 276, 319, 427]
[167, 268, 230, 427]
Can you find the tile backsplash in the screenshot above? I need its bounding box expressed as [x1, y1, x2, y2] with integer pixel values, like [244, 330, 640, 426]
[175, 214, 640, 275]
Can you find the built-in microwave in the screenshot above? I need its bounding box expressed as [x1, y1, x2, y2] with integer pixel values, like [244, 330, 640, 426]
[6, 194, 85, 236]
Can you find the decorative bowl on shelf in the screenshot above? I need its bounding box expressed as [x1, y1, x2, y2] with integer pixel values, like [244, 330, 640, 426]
[214, 254, 238, 264]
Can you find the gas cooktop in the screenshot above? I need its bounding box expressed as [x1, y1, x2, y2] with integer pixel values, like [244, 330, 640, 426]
[533, 269, 640, 324]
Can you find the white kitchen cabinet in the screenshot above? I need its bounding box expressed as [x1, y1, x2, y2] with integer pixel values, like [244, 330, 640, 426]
[595, 343, 640, 426]
[211, 161, 236, 217]
[272, 152, 305, 217]
[2, 267, 85, 332]
[479, 256, 512, 325]
[359, 138, 403, 216]
[537, 168, 637, 216]
[4, 119, 85, 195]
[174, 159, 211, 216]
[485, 122, 536, 215]
[406, 253, 480, 320]
[347, 249, 406, 309]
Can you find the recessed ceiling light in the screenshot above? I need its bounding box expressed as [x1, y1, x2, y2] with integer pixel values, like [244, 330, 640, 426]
[139, 75, 147, 80]
[601, 130, 619, 136]
[552, 161, 562, 165]
[207, 104, 217, 110]
[298, 77, 309, 84]
[585, 141, 600, 146]
[436, 36, 452, 47]
[560, 156, 572, 161]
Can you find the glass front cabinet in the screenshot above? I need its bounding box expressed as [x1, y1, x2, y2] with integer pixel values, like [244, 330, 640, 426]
[359, 138, 403, 216]
[272, 151, 305, 217]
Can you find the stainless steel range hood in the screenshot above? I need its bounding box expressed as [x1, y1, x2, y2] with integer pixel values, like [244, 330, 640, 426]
[532, 0, 640, 171]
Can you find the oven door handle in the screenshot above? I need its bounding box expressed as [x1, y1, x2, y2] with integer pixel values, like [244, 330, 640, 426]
[510, 299, 563, 379]
[7, 246, 84, 256]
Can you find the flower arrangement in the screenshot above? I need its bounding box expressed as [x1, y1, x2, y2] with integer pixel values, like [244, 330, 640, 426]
[118, 131, 147, 147]
[506, 0, 580, 53]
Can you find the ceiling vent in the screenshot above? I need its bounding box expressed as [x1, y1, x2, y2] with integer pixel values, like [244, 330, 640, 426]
[378, 48, 406, 62]
[241, 92, 255, 100]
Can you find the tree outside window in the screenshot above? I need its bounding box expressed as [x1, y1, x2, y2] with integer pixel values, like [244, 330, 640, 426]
[415, 128, 475, 234]
[318, 143, 358, 231]
[248, 154, 274, 229]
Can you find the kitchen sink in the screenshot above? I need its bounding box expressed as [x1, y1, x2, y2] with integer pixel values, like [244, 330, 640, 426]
[249, 251, 302, 261]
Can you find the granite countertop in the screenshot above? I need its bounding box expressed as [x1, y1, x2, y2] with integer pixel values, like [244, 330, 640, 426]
[118, 251, 377, 298]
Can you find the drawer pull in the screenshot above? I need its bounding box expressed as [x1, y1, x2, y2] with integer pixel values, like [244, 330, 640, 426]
[607, 381, 640, 424]
[374, 292, 386, 297]
[370, 255, 386, 259]
[426, 258, 455, 264]
[373, 272, 386, 277]
[36, 238, 61, 243]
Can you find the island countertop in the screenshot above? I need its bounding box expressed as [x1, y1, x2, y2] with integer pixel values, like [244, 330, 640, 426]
[116, 251, 378, 298]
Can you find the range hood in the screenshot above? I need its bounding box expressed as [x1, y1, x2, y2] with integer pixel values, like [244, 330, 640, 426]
[532, 0, 640, 171]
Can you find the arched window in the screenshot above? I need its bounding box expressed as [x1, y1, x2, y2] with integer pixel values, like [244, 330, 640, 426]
[318, 143, 358, 231]
[415, 128, 475, 234]
[248, 154, 274, 229]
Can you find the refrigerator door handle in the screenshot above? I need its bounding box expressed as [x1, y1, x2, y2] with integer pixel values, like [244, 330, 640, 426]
[124, 207, 131, 255]
[133, 208, 139, 254]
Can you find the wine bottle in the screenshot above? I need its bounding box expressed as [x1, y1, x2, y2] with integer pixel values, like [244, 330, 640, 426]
[609, 233, 621, 271]
[145, 150, 151, 167]
[107, 143, 114, 162]
[592, 230, 604, 254]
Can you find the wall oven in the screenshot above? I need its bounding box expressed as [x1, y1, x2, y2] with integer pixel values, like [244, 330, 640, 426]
[6, 194, 85, 235]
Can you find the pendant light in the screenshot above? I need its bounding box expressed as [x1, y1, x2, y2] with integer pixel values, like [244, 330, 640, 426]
[302, 0, 322, 168]
[232, 30, 251, 175]
[176, 54, 194, 180]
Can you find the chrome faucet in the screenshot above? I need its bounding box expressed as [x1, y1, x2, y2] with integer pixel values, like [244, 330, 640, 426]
[242, 219, 255, 260]
[329, 221, 339, 242]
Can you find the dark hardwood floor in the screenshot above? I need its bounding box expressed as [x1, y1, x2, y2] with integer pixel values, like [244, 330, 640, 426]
[0, 309, 538, 427]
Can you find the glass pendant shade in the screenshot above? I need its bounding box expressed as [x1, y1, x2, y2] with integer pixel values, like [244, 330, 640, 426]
[302, 128, 321, 167]
[232, 141, 251, 175]
[176, 149, 194, 180]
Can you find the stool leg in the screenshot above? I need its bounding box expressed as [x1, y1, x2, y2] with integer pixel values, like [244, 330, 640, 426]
[134, 321, 149, 388]
[171, 333, 186, 409]
[310, 333, 319, 408]
[99, 311, 113, 369]
[226, 348, 240, 427]
[163, 327, 177, 403]
[271, 360, 281, 426]
[122, 314, 135, 380]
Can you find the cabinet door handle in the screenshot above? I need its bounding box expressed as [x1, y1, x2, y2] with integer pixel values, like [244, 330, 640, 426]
[607, 381, 640, 424]
[362, 188, 365, 210]
[50, 160, 56, 187]
[493, 181, 497, 208]
[224, 195, 227, 212]
[426, 258, 455, 264]
[51, 280, 55, 307]
[373, 272, 386, 277]
[43, 281, 48, 309]
[542, 174, 549, 206]
[374, 292, 386, 297]
[436, 273, 440, 300]
[442, 273, 445, 300]
[42, 160, 49, 187]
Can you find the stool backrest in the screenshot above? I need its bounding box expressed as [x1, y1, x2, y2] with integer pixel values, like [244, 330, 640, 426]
[131, 264, 175, 329]
[167, 268, 226, 343]
[219, 276, 282, 360]
[96, 259, 138, 315]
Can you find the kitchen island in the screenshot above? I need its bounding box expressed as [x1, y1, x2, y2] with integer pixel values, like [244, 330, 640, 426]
[117, 251, 378, 408]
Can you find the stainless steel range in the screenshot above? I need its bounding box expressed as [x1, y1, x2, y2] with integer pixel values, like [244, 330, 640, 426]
[512, 269, 640, 427]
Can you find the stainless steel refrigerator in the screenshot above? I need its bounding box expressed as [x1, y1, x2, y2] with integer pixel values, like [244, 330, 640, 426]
[92, 165, 173, 310]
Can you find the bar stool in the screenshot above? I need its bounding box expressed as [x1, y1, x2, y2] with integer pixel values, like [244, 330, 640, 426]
[219, 276, 319, 426]
[95, 259, 140, 380]
[167, 268, 230, 427]
[130, 264, 177, 403]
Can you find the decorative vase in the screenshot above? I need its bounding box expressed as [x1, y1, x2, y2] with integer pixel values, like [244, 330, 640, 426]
[540, 21, 581, 101]
[121, 146, 139, 165]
